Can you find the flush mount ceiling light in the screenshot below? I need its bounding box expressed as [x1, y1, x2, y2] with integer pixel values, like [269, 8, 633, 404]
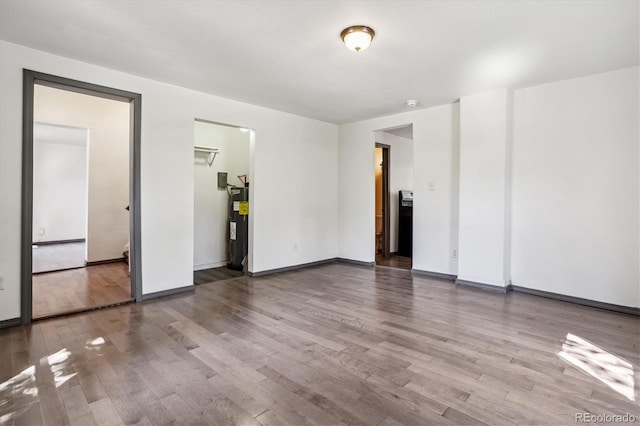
[406, 99, 418, 107]
[341, 25, 375, 52]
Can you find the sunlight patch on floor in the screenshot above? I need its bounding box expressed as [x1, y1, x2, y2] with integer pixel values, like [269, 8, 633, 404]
[0, 365, 38, 423]
[559, 333, 635, 401]
[46, 348, 77, 388]
[0, 346, 82, 423]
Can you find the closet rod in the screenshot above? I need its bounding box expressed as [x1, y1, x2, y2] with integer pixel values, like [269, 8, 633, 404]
[194, 145, 219, 153]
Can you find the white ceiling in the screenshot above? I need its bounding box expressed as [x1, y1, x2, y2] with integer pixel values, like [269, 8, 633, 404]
[1, 1, 637, 124]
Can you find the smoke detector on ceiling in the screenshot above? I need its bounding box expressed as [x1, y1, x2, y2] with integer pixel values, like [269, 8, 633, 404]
[406, 99, 418, 107]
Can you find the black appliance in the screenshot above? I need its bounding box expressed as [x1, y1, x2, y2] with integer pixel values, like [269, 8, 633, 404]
[228, 186, 249, 270]
[398, 190, 413, 257]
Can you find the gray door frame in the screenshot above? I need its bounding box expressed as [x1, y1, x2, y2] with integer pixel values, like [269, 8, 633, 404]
[21, 70, 143, 324]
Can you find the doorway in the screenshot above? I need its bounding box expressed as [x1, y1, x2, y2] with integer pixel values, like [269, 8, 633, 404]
[192, 119, 251, 285]
[32, 123, 88, 274]
[374, 125, 414, 270]
[375, 143, 390, 260]
[21, 71, 142, 323]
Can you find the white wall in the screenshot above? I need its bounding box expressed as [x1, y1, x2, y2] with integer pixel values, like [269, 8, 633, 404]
[33, 128, 88, 243]
[2, 41, 634, 324]
[194, 121, 250, 270]
[413, 105, 460, 275]
[338, 104, 460, 276]
[34, 85, 130, 262]
[253, 117, 338, 271]
[0, 41, 338, 321]
[511, 67, 639, 307]
[458, 89, 512, 287]
[374, 131, 413, 253]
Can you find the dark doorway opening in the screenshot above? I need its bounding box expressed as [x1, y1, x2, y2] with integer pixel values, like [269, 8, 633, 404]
[375, 143, 390, 259]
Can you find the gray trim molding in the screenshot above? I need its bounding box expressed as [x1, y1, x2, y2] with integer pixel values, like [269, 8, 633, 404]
[0, 318, 22, 329]
[130, 91, 142, 302]
[455, 279, 512, 293]
[32, 238, 85, 246]
[85, 257, 126, 267]
[248, 258, 338, 277]
[142, 285, 194, 301]
[32, 265, 85, 276]
[453, 279, 637, 315]
[21, 72, 34, 324]
[21, 70, 143, 324]
[33, 299, 134, 321]
[411, 269, 456, 281]
[512, 286, 639, 316]
[337, 258, 376, 267]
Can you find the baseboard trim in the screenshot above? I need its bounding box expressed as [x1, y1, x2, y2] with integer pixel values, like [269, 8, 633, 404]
[142, 285, 194, 301]
[0, 317, 22, 329]
[194, 261, 228, 271]
[85, 257, 126, 267]
[336, 258, 376, 267]
[512, 286, 639, 316]
[33, 265, 86, 275]
[33, 298, 135, 321]
[32, 238, 85, 246]
[248, 258, 338, 277]
[411, 268, 456, 281]
[455, 279, 511, 293]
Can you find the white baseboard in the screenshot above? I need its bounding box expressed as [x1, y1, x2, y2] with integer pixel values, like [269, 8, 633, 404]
[193, 261, 228, 271]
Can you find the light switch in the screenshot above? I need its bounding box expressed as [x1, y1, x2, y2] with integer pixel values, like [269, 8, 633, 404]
[428, 182, 435, 191]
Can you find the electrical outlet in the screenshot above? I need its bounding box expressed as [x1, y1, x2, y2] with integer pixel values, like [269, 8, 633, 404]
[293, 243, 298, 251]
[452, 249, 458, 259]
[39, 227, 45, 236]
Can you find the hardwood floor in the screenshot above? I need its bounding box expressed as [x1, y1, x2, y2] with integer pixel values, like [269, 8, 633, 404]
[376, 254, 412, 270]
[32, 242, 86, 274]
[33, 263, 132, 319]
[194, 266, 244, 285]
[3, 262, 638, 425]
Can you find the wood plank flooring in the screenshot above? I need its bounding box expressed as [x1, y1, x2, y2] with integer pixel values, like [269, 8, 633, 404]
[194, 266, 244, 285]
[33, 263, 132, 319]
[3, 262, 639, 425]
[376, 254, 412, 270]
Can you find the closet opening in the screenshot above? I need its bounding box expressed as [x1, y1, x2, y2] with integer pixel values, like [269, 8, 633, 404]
[192, 119, 253, 285]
